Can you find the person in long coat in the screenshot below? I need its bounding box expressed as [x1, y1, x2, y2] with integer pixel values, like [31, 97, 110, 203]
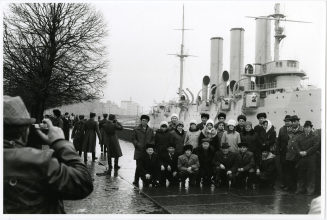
[82, 112, 101, 162]
[261, 119, 277, 154]
[71, 115, 86, 156]
[99, 114, 109, 153]
[62, 112, 71, 141]
[294, 121, 320, 195]
[184, 120, 201, 150]
[276, 115, 292, 189]
[102, 114, 123, 170]
[132, 115, 155, 187]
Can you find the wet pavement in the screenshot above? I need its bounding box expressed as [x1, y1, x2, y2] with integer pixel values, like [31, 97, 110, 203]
[64, 139, 318, 214]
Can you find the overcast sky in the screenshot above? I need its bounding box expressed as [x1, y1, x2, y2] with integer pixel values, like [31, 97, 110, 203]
[95, 1, 325, 112]
[2, 1, 324, 111]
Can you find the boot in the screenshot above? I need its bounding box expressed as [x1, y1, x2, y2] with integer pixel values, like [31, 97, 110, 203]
[114, 157, 120, 170]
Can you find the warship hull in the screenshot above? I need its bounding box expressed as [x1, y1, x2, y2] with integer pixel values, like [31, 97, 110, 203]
[149, 88, 321, 131]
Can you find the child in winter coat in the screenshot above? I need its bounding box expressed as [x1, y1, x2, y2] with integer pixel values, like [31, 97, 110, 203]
[221, 119, 241, 153]
[199, 119, 220, 152]
[184, 120, 201, 149]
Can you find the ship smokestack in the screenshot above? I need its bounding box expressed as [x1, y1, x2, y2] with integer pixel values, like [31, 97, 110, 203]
[255, 17, 272, 74]
[229, 28, 245, 92]
[202, 75, 210, 102]
[210, 37, 223, 101]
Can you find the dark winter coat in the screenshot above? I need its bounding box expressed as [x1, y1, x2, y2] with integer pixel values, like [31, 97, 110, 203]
[196, 122, 205, 131]
[212, 151, 239, 173]
[276, 125, 289, 155]
[295, 131, 319, 157]
[262, 125, 277, 153]
[170, 129, 186, 155]
[71, 120, 86, 152]
[82, 119, 101, 152]
[259, 153, 276, 180]
[235, 124, 246, 135]
[99, 118, 108, 144]
[132, 125, 155, 160]
[254, 124, 265, 148]
[194, 147, 215, 172]
[241, 129, 259, 154]
[155, 129, 172, 156]
[52, 117, 63, 129]
[286, 126, 304, 161]
[102, 120, 123, 158]
[199, 129, 220, 152]
[3, 139, 93, 214]
[160, 152, 178, 172]
[237, 151, 255, 171]
[139, 153, 160, 178]
[62, 117, 71, 140]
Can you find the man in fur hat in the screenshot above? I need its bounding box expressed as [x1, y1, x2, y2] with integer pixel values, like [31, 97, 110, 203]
[178, 145, 200, 187]
[132, 114, 154, 187]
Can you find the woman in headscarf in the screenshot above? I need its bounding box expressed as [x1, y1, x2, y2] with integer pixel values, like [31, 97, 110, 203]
[199, 119, 220, 152]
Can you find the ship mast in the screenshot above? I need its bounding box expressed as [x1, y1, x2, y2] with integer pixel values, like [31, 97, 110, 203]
[169, 5, 193, 99]
[271, 3, 286, 61]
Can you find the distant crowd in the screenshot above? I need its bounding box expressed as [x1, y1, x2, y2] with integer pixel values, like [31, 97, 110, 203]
[131, 112, 321, 196]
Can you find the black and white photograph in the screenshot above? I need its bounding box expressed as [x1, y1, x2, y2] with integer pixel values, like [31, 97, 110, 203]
[1, 0, 326, 218]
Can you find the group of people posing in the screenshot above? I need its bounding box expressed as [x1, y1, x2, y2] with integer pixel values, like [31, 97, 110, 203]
[132, 112, 321, 196]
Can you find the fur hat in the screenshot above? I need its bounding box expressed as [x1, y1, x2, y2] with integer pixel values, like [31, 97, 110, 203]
[237, 114, 247, 121]
[189, 120, 197, 125]
[221, 143, 230, 149]
[200, 113, 210, 119]
[256, 112, 267, 119]
[4, 96, 36, 125]
[227, 119, 237, 127]
[160, 121, 169, 127]
[103, 113, 108, 118]
[176, 121, 184, 127]
[217, 112, 226, 119]
[238, 142, 248, 148]
[183, 144, 193, 152]
[140, 114, 150, 121]
[109, 114, 116, 120]
[90, 112, 96, 118]
[53, 109, 61, 117]
[145, 143, 155, 149]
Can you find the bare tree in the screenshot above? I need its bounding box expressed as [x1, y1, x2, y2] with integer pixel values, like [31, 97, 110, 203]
[4, 3, 108, 121]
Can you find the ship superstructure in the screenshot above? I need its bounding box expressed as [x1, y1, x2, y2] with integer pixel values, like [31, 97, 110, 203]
[149, 3, 321, 131]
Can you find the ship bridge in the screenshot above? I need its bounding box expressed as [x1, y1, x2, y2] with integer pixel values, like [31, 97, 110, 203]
[258, 60, 306, 77]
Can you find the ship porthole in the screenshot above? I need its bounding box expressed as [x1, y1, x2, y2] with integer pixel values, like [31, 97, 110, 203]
[311, 109, 313, 112]
[309, 93, 312, 96]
